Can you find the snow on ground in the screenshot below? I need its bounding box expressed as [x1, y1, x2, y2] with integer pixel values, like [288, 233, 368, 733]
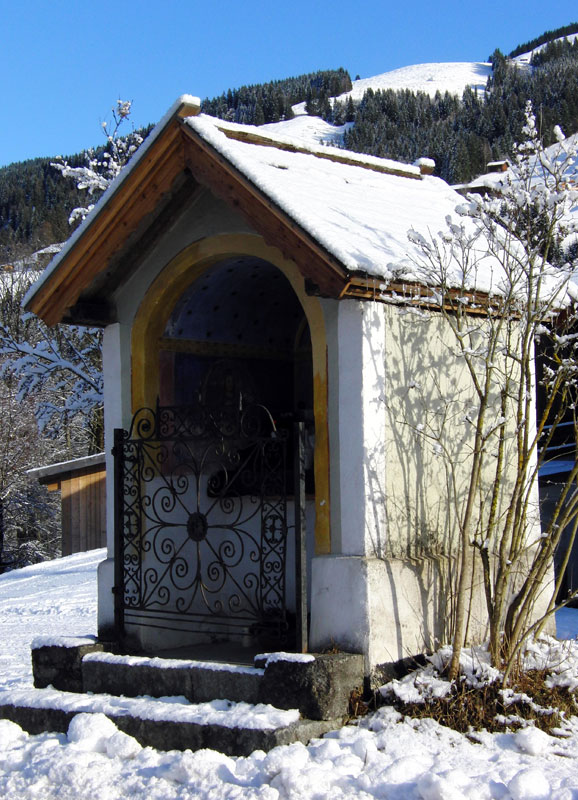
[2, 550, 578, 798]
[335, 62, 492, 102]
[0, 549, 101, 692]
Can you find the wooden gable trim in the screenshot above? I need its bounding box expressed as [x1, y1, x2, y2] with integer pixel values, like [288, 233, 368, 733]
[25, 120, 188, 326]
[180, 122, 350, 298]
[62, 171, 201, 325]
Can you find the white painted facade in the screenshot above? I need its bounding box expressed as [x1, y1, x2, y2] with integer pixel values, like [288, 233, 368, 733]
[26, 106, 554, 679]
[94, 182, 552, 674]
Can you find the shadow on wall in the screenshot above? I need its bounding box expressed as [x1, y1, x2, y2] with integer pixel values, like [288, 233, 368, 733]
[373, 306, 502, 650]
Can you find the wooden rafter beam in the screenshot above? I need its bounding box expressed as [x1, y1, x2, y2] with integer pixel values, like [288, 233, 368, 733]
[25, 121, 187, 325]
[216, 125, 422, 180]
[179, 122, 350, 298]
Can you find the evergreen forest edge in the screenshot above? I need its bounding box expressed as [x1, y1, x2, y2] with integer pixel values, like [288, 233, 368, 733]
[1, 23, 578, 266]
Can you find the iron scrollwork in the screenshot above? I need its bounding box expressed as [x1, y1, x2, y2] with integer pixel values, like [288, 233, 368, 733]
[116, 400, 289, 644]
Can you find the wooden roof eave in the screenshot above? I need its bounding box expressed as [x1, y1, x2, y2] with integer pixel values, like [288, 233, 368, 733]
[179, 121, 351, 298]
[24, 118, 189, 326]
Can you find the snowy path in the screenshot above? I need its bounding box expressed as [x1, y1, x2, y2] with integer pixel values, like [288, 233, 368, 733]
[0, 549, 100, 691]
[1, 551, 578, 798]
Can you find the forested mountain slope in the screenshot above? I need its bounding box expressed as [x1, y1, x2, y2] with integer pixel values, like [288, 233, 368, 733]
[1, 26, 577, 262]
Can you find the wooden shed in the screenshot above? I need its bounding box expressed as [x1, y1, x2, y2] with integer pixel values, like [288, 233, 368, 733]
[28, 454, 106, 555]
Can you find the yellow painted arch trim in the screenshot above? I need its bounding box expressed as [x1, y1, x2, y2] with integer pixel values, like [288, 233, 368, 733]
[131, 233, 330, 554]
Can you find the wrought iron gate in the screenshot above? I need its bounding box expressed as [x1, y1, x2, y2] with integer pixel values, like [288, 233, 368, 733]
[113, 400, 304, 648]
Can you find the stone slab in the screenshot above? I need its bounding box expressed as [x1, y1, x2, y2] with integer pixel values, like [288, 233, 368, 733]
[257, 652, 364, 720]
[0, 701, 337, 756]
[32, 642, 105, 693]
[32, 643, 364, 722]
[82, 656, 262, 704]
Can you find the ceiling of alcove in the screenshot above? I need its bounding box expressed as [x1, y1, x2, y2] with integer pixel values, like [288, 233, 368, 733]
[163, 257, 309, 349]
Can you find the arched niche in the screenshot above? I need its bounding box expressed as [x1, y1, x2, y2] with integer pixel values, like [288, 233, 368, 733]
[131, 234, 330, 556]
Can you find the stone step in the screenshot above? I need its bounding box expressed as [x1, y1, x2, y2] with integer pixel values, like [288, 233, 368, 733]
[0, 686, 338, 756]
[32, 637, 364, 722]
[82, 651, 264, 705]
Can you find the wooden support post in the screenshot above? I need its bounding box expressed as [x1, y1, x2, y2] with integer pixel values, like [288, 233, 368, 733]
[294, 422, 308, 653]
[113, 429, 125, 643]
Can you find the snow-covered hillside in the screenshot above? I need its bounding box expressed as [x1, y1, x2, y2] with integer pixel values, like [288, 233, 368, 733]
[2, 552, 578, 798]
[273, 61, 492, 154]
[514, 32, 578, 65]
[336, 61, 491, 102]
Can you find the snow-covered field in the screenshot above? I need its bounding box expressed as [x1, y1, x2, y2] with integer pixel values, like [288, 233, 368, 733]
[2, 551, 578, 798]
[513, 33, 578, 66]
[336, 62, 492, 102]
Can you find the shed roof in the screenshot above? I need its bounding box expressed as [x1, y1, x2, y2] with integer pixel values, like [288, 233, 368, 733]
[27, 453, 106, 484]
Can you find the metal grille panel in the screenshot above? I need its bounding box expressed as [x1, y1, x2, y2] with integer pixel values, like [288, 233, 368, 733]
[113, 402, 290, 645]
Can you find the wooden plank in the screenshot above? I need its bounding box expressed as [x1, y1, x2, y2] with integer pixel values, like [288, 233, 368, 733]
[342, 276, 512, 316]
[85, 470, 95, 551]
[217, 125, 422, 180]
[27, 122, 187, 325]
[60, 480, 72, 557]
[69, 475, 81, 554]
[97, 471, 106, 548]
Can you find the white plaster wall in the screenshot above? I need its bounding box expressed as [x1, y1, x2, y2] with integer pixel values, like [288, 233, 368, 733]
[310, 550, 493, 674]
[380, 304, 540, 557]
[323, 298, 387, 558]
[98, 322, 132, 638]
[312, 299, 552, 673]
[311, 298, 391, 666]
[382, 305, 479, 558]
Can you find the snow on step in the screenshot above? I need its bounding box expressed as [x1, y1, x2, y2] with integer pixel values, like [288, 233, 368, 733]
[0, 687, 298, 729]
[81, 650, 265, 706]
[0, 686, 336, 755]
[83, 650, 265, 675]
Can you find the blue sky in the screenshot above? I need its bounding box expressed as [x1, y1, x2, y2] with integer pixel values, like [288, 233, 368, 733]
[0, 0, 574, 168]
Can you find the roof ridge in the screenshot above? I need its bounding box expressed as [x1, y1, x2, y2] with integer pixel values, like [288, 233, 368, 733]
[215, 124, 422, 180]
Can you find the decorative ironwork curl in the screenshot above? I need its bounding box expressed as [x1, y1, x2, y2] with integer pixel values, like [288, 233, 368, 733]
[116, 402, 289, 644]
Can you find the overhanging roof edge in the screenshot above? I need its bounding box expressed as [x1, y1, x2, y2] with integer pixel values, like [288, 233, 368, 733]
[179, 121, 352, 292]
[23, 95, 201, 316]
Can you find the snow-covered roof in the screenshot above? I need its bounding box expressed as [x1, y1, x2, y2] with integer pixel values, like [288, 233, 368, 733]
[258, 114, 347, 148]
[27, 452, 106, 482]
[184, 113, 497, 287]
[25, 95, 576, 324]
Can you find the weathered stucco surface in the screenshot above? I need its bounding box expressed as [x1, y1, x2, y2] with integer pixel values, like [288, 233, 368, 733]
[310, 300, 552, 675]
[97, 188, 553, 673]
